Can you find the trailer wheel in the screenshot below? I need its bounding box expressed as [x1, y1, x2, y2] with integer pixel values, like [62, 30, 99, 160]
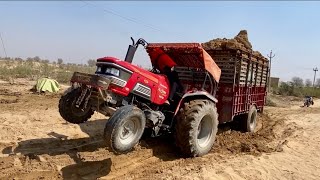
[242, 105, 257, 132]
[104, 105, 146, 154]
[175, 100, 218, 157]
[58, 88, 94, 124]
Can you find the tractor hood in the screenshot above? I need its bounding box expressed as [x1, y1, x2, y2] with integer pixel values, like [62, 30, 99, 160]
[146, 43, 221, 82]
[97, 56, 162, 84]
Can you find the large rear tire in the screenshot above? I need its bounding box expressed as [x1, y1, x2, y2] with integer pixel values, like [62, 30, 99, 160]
[58, 88, 94, 124]
[175, 100, 218, 157]
[104, 105, 146, 154]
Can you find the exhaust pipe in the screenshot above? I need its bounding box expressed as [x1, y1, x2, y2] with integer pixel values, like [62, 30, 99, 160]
[124, 37, 148, 64]
[124, 37, 137, 63]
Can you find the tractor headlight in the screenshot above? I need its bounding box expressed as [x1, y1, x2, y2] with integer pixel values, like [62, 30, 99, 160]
[106, 67, 120, 77]
[96, 66, 120, 77]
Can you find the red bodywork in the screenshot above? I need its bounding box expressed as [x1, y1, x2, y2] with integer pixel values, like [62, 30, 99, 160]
[97, 57, 170, 105]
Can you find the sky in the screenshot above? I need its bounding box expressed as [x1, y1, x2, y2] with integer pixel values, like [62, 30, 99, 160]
[1, 1, 320, 82]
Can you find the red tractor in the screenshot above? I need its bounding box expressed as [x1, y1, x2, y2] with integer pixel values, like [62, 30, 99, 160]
[59, 38, 268, 157]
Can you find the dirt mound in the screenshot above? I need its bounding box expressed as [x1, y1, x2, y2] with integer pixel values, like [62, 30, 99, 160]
[202, 30, 265, 59]
[213, 114, 283, 156]
[234, 30, 252, 49]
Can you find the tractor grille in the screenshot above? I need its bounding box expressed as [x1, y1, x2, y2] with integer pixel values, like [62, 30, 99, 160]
[99, 75, 127, 87]
[109, 76, 127, 87]
[133, 83, 151, 99]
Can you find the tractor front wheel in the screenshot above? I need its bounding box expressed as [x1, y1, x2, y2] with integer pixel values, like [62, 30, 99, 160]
[104, 105, 146, 154]
[175, 100, 218, 157]
[58, 88, 94, 124]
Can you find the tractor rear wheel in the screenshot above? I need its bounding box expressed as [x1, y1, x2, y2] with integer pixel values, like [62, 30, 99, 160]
[242, 105, 257, 132]
[175, 100, 218, 157]
[104, 105, 146, 154]
[58, 88, 94, 124]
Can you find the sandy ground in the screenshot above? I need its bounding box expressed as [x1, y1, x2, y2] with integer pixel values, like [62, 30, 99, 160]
[0, 79, 320, 180]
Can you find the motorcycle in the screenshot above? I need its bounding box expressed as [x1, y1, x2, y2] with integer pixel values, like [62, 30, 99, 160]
[303, 96, 314, 107]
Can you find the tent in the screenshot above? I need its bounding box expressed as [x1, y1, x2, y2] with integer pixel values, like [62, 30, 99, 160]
[34, 78, 60, 93]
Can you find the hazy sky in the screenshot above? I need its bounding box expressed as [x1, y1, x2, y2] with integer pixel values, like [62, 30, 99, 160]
[1, 1, 320, 81]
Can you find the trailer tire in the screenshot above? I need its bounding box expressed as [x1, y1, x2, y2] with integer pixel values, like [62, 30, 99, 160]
[175, 100, 218, 157]
[58, 88, 94, 124]
[104, 105, 146, 154]
[242, 105, 257, 132]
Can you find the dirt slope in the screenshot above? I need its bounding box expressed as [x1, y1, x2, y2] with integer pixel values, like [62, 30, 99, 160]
[1, 80, 320, 180]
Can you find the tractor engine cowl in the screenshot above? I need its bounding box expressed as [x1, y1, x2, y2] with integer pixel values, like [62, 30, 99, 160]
[95, 61, 133, 88]
[96, 57, 171, 105]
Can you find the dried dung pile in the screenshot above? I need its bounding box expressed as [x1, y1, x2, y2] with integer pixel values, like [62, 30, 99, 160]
[202, 30, 263, 58]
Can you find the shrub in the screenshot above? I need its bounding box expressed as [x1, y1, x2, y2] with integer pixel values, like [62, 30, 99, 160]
[265, 96, 277, 107]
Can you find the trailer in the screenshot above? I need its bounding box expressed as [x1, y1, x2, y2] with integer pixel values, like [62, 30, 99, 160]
[206, 49, 269, 127]
[152, 43, 269, 132]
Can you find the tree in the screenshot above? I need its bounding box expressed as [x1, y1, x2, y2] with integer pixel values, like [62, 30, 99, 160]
[33, 56, 41, 62]
[14, 57, 23, 61]
[57, 58, 63, 65]
[42, 59, 50, 64]
[87, 59, 96, 67]
[278, 82, 294, 96]
[305, 79, 312, 87]
[291, 77, 304, 87]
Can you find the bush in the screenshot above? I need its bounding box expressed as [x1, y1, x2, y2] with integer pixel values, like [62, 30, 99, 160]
[265, 96, 277, 107]
[276, 81, 320, 98]
[0, 59, 95, 84]
[56, 71, 73, 83]
[277, 82, 294, 96]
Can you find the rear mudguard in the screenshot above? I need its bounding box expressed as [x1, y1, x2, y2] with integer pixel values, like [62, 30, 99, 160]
[173, 91, 218, 116]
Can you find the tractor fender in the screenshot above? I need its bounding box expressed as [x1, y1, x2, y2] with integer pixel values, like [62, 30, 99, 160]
[173, 91, 218, 116]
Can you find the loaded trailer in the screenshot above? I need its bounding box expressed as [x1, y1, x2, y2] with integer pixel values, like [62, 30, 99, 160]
[162, 45, 269, 132]
[206, 49, 269, 131]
